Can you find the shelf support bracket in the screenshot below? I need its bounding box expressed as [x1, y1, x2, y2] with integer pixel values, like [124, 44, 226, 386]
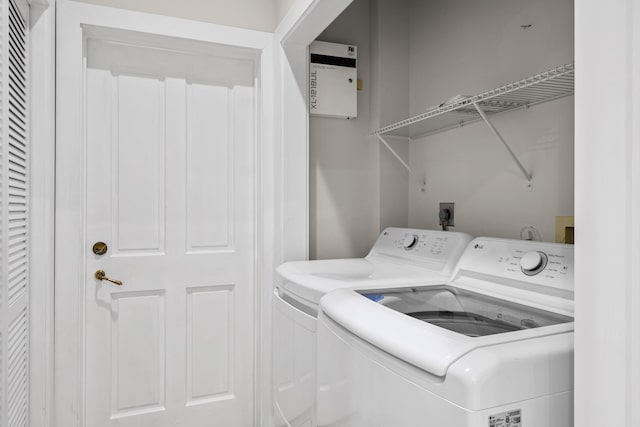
[472, 102, 532, 183]
[376, 134, 414, 175]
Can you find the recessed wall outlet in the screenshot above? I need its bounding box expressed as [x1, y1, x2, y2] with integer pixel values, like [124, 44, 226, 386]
[439, 202, 455, 227]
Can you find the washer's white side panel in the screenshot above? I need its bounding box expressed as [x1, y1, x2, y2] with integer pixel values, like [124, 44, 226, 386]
[317, 314, 573, 427]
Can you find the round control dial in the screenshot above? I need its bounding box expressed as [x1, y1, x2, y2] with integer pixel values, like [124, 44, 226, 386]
[520, 251, 548, 276]
[402, 234, 419, 250]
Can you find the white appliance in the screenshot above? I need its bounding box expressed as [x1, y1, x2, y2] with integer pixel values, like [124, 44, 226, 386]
[272, 228, 472, 427]
[309, 40, 357, 119]
[317, 237, 574, 427]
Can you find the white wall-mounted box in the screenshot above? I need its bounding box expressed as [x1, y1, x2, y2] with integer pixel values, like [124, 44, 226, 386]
[309, 40, 357, 119]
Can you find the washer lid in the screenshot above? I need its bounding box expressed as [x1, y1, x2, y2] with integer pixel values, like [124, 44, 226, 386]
[276, 258, 445, 307]
[320, 288, 574, 377]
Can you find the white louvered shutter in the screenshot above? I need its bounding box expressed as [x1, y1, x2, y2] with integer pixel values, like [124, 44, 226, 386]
[0, 0, 29, 426]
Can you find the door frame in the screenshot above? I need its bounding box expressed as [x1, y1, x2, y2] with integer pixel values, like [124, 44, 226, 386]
[574, 1, 640, 425]
[29, 0, 55, 426]
[53, 1, 274, 426]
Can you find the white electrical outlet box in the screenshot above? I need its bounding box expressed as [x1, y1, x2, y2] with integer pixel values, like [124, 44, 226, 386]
[309, 40, 357, 119]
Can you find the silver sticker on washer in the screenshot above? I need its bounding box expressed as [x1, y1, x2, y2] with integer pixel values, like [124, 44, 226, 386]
[489, 409, 521, 427]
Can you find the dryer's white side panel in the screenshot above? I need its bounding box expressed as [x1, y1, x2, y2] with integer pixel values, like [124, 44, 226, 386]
[272, 291, 316, 427]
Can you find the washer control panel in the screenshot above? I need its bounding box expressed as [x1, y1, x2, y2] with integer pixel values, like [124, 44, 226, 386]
[456, 238, 574, 291]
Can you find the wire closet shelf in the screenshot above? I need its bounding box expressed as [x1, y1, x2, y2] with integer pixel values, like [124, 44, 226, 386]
[371, 63, 575, 139]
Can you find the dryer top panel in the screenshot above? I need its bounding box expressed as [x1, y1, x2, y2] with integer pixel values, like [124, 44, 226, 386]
[275, 228, 473, 308]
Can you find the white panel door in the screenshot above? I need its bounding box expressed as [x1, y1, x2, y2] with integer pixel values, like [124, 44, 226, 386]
[82, 36, 255, 427]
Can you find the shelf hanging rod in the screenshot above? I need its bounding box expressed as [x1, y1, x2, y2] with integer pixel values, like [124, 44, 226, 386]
[472, 101, 532, 183]
[376, 134, 414, 175]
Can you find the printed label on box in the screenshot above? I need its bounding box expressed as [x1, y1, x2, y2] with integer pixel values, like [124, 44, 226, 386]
[489, 409, 521, 427]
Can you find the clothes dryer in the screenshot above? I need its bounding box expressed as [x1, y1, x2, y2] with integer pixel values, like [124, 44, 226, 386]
[272, 228, 472, 427]
[316, 237, 574, 427]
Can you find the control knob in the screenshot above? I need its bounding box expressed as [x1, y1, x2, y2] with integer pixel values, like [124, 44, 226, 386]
[520, 251, 548, 276]
[402, 234, 419, 250]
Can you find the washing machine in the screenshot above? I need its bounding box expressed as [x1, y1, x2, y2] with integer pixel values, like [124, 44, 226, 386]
[316, 237, 574, 427]
[272, 228, 472, 427]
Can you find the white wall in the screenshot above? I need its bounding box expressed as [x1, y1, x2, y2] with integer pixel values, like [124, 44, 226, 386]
[276, 0, 296, 27]
[309, 0, 379, 259]
[74, 0, 280, 31]
[407, 0, 574, 241]
[310, 0, 414, 259]
[310, 0, 574, 258]
[371, 0, 411, 232]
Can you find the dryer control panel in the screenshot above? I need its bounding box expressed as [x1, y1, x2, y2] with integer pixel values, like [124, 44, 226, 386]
[368, 228, 473, 276]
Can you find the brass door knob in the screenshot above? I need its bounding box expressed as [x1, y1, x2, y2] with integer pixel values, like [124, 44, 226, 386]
[92, 242, 108, 255]
[94, 270, 123, 286]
